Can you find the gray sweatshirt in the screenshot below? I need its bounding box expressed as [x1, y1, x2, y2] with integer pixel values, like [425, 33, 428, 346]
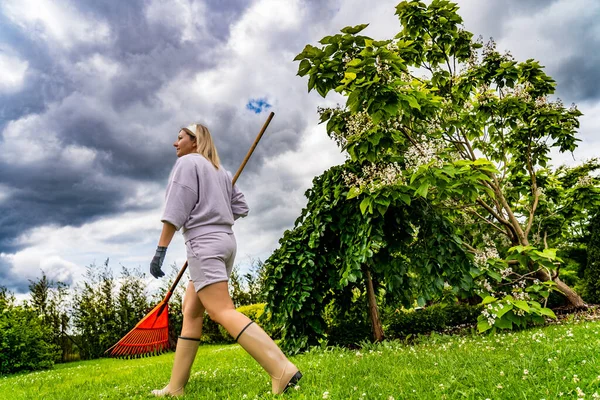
[161, 153, 249, 242]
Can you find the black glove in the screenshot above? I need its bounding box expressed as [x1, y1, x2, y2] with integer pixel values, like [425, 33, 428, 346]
[150, 246, 167, 278]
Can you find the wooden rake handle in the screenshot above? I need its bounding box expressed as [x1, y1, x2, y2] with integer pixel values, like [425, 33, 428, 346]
[163, 111, 275, 302]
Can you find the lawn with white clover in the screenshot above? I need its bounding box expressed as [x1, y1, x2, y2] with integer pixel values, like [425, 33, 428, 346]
[2, 318, 600, 399]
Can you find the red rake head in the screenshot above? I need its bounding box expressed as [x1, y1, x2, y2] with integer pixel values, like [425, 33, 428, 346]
[105, 301, 171, 358]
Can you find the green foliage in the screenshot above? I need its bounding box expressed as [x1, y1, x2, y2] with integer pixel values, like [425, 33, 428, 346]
[386, 303, 481, 338]
[264, 162, 474, 353]
[27, 273, 72, 362]
[72, 260, 151, 359]
[266, 0, 595, 353]
[323, 289, 372, 347]
[584, 212, 600, 303]
[0, 287, 59, 375]
[237, 303, 266, 321]
[229, 259, 268, 307]
[472, 246, 561, 332]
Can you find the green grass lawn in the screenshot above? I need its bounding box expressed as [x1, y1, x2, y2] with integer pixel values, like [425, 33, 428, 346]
[2, 319, 599, 399]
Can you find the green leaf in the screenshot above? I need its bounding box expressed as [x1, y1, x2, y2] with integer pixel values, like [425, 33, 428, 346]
[340, 24, 369, 34]
[347, 58, 362, 67]
[298, 59, 311, 76]
[406, 95, 421, 110]
[513, 300, 530, 312]
[414, 182, 430, 198]
[347, 186, 361, 199]
[398, 194, 411, 205]
[481, 296, 496, 305]
[539, 307, 557, 319]
[494, 317, 513, 330]
[344, 72, 357, 81]
[477, 317, 492, 333]
[360, 197, 371, 214]
[495, 303, 513, 318]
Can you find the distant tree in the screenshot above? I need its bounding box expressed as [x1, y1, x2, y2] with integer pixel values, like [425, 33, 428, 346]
[72, 259, 120, 359]
[230, 259, 267, 307]
[28, 272, 73, 362]
[116, 265, 150, 336]
[0, 286, 58, 374]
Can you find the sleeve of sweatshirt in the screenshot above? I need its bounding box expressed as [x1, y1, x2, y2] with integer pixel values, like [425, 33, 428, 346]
[227, 171, 249, 220]
[161, 158, 199, 230]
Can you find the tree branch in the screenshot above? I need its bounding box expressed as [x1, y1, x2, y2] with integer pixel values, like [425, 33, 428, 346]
[524, 149, 539, 237]
[469, 208, 510, 237]
[476, 198, 517, 242]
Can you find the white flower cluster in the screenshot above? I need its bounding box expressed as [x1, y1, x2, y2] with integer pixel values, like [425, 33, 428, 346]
[346, 111, 373, 139]
[375, 55, 390, 75]
[508, 83, 532, 102]
[342, 162, 405, 193]
[482, 302, 505, 326]
[474, 246, 500, 267]
[474, 235, 500, 267]
[575, 175, 594, 187]
[480, 279, 493, 293]
[404, 139, 444, 171]
[511, 279, 531, 301]
[317, 105, 368, 148]
[500, 267, 513, 278]
[386, 40, 399, 52]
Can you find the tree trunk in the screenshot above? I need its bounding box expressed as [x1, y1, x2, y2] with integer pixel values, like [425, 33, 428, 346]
[535, 269, 586, 308]
[363, 267, 384, 342]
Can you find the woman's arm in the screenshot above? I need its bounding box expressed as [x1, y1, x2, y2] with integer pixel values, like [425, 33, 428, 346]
[158, 221, 177, 247]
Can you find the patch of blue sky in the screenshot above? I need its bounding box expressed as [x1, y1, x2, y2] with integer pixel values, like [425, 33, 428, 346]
[246, 98, 272, 114]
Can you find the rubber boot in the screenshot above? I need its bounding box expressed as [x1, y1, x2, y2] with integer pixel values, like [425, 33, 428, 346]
[151, 337, 200, 397]
[236, 322, 302, 394]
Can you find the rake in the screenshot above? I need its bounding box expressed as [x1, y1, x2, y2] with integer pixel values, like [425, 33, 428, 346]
[105, 112, 275, 358]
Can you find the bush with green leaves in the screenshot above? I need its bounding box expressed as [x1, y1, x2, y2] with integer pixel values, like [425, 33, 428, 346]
[0, 288, 59, 375]
[385, 303, 481, 338]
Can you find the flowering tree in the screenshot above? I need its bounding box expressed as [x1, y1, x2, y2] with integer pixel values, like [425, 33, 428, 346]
[265, 0, 599, 351]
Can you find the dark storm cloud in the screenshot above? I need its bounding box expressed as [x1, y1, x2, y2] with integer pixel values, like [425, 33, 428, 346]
[457, 0, 600, 103]
[0, 258, 29, 293]
[555, 55, 600, 103]
[0, 159, 134, 253]
[458, 0, 561, 39]
[0, 0, 308, 260]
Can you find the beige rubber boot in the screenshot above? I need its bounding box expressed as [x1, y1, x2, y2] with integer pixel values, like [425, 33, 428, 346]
[151, 337, 200, 397]
[236, 322, 302, 394]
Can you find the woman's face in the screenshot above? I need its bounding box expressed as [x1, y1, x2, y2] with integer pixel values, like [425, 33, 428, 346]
[173, 130, 197, 157]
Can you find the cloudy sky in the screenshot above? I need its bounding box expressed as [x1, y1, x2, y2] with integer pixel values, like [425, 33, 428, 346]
[1, 0, 599, 297]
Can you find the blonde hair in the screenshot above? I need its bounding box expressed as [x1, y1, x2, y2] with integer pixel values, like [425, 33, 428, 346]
[181, 123, 220, 169]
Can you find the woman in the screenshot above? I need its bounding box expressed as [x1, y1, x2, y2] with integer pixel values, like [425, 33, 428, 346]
[149, 123, 302, 396]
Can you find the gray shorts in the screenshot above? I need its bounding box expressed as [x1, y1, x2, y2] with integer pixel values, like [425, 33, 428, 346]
[185, 232, 237, 292]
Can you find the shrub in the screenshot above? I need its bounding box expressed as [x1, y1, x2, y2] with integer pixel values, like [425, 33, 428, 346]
[324, 290, 373, 347]
[386, 303, 481, 338]
[0, 297, 59, 375]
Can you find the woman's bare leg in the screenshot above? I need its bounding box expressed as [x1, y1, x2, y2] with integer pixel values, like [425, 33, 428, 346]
[197, 281, 301, 394]
[181, 280, 205, 338]
[197, 281, 250, 336]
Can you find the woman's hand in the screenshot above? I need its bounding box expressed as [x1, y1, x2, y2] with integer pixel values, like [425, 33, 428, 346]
[150, 246, 167, 278]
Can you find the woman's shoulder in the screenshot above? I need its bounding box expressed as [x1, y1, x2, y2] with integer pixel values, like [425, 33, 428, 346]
[175, 154, 207, 168]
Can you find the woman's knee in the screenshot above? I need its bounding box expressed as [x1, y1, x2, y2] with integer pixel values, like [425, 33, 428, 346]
[205, 305, 234, 325]
[182, 299, 205, 320]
